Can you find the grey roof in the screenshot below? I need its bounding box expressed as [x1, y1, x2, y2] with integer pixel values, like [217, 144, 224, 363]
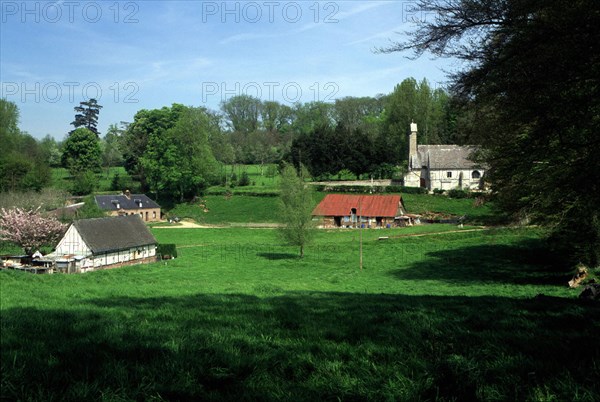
[415, 145, 482, 170]
[95, 194, 160, 211]
[73, 215, 157, 254]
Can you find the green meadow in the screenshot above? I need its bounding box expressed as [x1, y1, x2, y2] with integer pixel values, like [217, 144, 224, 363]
[168, 192, 494, 225]
[2, 224, 599, 401]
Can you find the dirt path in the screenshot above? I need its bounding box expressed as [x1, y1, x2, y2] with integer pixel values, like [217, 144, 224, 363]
[153, 220, 227, 229]
[153, 220, 281, 229]
[386, 227, 490, 239]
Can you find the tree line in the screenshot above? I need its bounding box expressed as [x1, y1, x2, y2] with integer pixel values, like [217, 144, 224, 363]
[1, 78, 464, 197]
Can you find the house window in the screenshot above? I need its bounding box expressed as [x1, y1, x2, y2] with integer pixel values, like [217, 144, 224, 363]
[152, 211, 156, 219]
[472, 170, 481, 179]
[446, 172, 452, 178]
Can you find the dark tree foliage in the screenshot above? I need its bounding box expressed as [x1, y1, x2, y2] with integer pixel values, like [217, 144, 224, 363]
[61, 127, 103, 178]
[121, 104, 186, 190]
[381, 0, 600, 265]
[0, 99, 51, 192]
[70, 98, 103, 136]
[288, 124, 377, 180]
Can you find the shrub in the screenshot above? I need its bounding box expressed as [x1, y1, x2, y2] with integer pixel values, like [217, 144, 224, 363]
[265, 164, 278, 178]
[71, 171, 97, 196]
[157, 243, 178, 259]
[313, 184, 427, 194]
[238, 171, 250, 186]
[448, 189, 470, 199]
[336, 169, 354, 180]
[385, 186, 427, 194]
[110, 173, 134, 192]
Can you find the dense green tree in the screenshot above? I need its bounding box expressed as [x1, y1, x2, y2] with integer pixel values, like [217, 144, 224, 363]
[61, 128, 102, 176]
[257, 101, 295, 167]
[101, 123, 125, 177]
[0, 154, 31, 192]
[0, 99, 51, 191]
[382, 0, 600, 265]
[278, 162, 314, 258]
[220, 95, 261, 134]
[140, 107, 219, 201]
[333, 96, 385, 137]
[261, 101, 293, 133]
[70, 98, 103, 136]
[71, 170, 98, 196]
[0, 98, 20, 152]
[210, 130, 236, 167]
[291, 102, 335, 137]
[381, 78, 450, 165]
[39, 135, 62, 167]
[288, 124, 340, 179]
[122, 104, 186, 189]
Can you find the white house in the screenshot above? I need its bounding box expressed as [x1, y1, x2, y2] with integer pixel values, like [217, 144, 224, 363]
[403, 122, 485, 191]
[52, 215, 157, 273]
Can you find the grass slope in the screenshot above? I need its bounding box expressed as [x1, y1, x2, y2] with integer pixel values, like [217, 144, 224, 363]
[2, 227, 598, 401]
[169, 192, 495, 226]
[52, 167, 135, 193]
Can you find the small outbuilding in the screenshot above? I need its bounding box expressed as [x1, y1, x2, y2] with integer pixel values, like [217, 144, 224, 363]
[95, 191, 161, 222]
[50, 215, 157, 273]
[312, 194, 411, 228]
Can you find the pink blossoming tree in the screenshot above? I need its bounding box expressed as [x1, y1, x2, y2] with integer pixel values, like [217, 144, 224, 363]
[0, 207, 67, 255]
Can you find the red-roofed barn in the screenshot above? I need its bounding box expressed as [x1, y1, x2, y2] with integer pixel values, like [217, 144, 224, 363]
[312, 194, 408, 228]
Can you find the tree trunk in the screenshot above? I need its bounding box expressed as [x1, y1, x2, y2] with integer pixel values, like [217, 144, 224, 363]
[300, 245, 304, 258]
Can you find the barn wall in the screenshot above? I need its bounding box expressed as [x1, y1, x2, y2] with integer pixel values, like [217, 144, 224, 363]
[316, 216, 397, 228]
[91, 244, 156, 268]
[55, 226, 91, 256]
[81, 255, 157, 273]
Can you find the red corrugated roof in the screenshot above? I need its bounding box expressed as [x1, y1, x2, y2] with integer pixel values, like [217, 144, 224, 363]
[312, 194, 403, 217]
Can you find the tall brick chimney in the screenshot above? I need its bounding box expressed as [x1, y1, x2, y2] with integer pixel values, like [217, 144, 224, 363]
[408, 122, 418, 165]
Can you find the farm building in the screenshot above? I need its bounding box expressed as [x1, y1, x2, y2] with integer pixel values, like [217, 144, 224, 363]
[49, 215, 157, 273]
[312, 194, 413, 228]
[95, 191, 161, 222]
[404, 122, 486, 191]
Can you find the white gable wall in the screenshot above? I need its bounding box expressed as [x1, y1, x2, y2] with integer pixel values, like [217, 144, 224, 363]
[55, 225, 91, 256]
[428, 169, 484, 191]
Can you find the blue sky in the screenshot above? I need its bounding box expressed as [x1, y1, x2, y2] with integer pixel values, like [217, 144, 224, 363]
[1, 1, 455, 140]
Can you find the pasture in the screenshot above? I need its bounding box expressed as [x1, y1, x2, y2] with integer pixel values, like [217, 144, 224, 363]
[168, 192, 495, 225]
[2, 226, 599, 401]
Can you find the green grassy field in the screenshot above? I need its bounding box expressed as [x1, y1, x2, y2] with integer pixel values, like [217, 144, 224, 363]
[168, 192, 494, 226]
[51, 167, 136, 193]
[1, 226, 599, 401]
[208, 164, 281, 195]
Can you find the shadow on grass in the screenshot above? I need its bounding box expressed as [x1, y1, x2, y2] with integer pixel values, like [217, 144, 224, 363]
[2, 292, 599, 401]
[391, 238, 566, 286]
[257, 252, 299, 260]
